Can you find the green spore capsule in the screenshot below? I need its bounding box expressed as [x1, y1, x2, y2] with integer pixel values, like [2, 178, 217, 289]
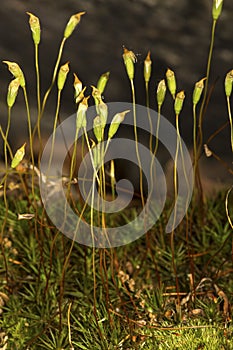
[76, 96, 89, 130]
[157, 79, 167, 108]
[174, 90, 185, 115]
[57, 62, 69, 91]
[122, 47, 136, 81]
[193, 77, 206, 105]
[144, 51, 152, 84]
[97, 71, 110, 95]
[166, 68, 176, 99]
[64, 12, 85, 39]
[93, 116, 104, 143]
[225, 70, 233, 98]
[212, 0, 224, 21]
[108, 110, 130, 139]
[11, 143, 26, 168]
[7, 78, 20, 108]
[3, 61, 26, 87]
[27, 12, 41, 45]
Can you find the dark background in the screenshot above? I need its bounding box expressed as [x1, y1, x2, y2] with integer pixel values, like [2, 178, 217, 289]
[0, 0, 232, 189]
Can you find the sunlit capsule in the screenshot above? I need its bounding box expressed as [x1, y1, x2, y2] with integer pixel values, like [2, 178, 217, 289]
[76, 96, 89, 130]
[193, 77, 206, 105]
[144, 51, 152, 84]
[97, 71, 110, 94]
[157, 79, 166, 108]
[7, 78, 20, 107]
[73, 73, 83, 100]
[91, 85, 102, 106]
[3, 61, 26, 87]
[174, 90, 185, 115]
[64, 12, 85, 39]
[212, 0, 224, 21]
[225, 70, 233, 98]
[108, 110, 130, 139]
[11, 143, 26, 168]
[26, 12, 41, 45]
[93, 115, 104, 143]
[166, 68, 176, 99]
[57, 62, 69, 91]
[122, 47, 136, 80]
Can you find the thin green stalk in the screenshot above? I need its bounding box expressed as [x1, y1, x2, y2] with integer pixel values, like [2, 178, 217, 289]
[0, 126, 13, 164]
[173, 115, 180, 226]
[99, 141, 109, 245]
[32, 37, 66, 165]
[22, 87, 34, 164]
[35, 43, 41, 116]
[66, 126, 81, 200]
[110, 160, 115, 200]
[93, 140, 109, 246]
[154, 105, 161, 158]
[193, 103, 198, 177]
[83, 128, 100, 185]
[34, 42, 42, 151]
[1, 107, 12, 237]
[197, 19, 217, 159]
[41, 37, 66, 115]
[80, 134, 88, 198]
[1, 108, 12, 282]
[171, 113, 181, 307]
[226, 96, 233, 152]
[178, 126, 190, 202]
[148, 105, 161, 215]
[91, 176, 97, 317]
[145, 81, 153, 152]
[22, 86, 35, 199]
[192, 103, 203, 204]
[195, 19, 217, 209]
[47, 89, 62, 176]
[149, 79, 166, 211]
[4, 108, 12, 168]
[130, 78, 145, 207]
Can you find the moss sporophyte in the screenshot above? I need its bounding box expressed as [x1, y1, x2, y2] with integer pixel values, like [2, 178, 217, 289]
[166, 68, 176, 99]
[7, 78, 20, 108]
[144, 51, 152, 84]
[27, 12, 41, 45]
[2, 6, 233, 348]
[3, 61, 26, 87]
[212, 0, 224, 21]
[63, 12, 85, 39]
[122, 47, 137, 81]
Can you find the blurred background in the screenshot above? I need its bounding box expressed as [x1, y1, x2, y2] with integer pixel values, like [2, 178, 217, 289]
[0, 0, 232, 193]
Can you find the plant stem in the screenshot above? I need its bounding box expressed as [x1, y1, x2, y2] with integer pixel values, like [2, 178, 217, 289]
[35, 43, 41, 118]
[41, 37, 67, 115]
[34, 37, 67, 155]
[22, 86, 35, 199]
[192, 103, 203, 204]
[47, 89, 62, 176]
[145, 81, 153, 152]
[4, 108, 12, 168]
[193, 103, 197, 179]
[170, 114, 181, 307]
[227, 96, 233, 152]
[197, 19, 217, 161]
[149, 105, 161, 216]
[34, 42, 42, 152]
[130, 78, 144, 207]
